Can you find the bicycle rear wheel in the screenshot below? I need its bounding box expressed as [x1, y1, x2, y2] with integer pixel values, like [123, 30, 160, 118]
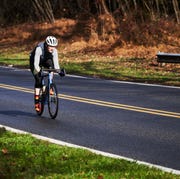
[48, 83, 59, 119]
[35, 88, 44, 116]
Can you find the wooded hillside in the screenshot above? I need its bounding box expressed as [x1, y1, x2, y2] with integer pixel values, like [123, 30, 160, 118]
[0, 0, 179, 59]
[0, 0, 179, 25]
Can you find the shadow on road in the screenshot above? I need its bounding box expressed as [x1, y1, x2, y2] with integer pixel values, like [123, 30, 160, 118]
[0, 110, 59, 121]
[0, 110, 36, 118]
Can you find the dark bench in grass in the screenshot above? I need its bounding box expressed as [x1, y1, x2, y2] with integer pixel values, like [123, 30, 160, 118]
[157, 52, 180, 63]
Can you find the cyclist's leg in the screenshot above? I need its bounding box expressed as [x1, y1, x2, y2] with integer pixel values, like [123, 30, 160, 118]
[30, 56, 44, 113]
[30, 56, 42, 97]
[34, 73, 43, 111]
[43, 59, 54, 93]
[34, 73, 42, 93]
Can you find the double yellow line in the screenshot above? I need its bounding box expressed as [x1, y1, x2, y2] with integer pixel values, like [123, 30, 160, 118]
[0, 83, 180, 119]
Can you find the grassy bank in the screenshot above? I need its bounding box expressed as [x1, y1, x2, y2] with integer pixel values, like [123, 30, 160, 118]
[0, 127, 179, 178]
[0, 51, 180, 86]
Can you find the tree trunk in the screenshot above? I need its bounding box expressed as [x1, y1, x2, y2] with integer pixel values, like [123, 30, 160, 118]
[96, 0, 110, 15]
[32, 0, 54, 23]
[172, 0, 180, 24]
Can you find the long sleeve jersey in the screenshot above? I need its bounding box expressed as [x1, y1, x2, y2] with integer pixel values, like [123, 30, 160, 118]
[31, 42, 60, 74]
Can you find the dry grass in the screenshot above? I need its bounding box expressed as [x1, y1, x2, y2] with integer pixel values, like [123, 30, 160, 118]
[0, 17, 179, 58]
[0, 18, 179, 86]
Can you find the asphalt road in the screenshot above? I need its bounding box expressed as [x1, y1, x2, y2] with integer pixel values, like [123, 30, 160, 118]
[0, 66, 180, 171]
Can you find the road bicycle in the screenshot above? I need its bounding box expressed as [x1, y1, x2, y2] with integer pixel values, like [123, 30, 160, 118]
[35, 68, 65, 119]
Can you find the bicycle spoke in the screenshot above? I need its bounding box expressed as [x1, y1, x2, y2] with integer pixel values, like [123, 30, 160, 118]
[48, 84, 58, 119]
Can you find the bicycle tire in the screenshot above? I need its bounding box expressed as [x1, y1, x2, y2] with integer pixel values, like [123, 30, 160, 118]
[48, 83, 59, 119]
[35, 88, 44, 116]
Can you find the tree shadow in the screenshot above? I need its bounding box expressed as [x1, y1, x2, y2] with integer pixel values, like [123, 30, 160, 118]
[0, 110, 60, 121]
[0, 110, 37, 118]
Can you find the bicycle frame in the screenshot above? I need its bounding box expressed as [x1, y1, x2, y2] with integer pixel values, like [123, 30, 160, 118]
[42, 72, 53, 92]
[35, 69, 59, 119]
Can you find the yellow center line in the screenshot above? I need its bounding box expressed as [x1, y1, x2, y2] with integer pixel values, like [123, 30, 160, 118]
[0, 83, 180, 118]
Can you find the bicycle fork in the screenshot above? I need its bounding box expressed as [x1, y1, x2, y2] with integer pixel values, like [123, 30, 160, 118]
[42, 72, 54, 104]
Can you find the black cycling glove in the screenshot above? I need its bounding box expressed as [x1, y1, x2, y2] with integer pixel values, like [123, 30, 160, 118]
[59, 68, 66, 77]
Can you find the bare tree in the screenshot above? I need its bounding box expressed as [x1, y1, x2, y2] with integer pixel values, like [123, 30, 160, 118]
[172, 0, 180, 24]
[1, 0, 180, 25]
[32, 0, 54, 23]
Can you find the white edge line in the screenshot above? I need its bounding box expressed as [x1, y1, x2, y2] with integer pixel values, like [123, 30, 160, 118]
[67, 74, 180, 89]
[1, 65, 179, 89]
[109, 79, 180, 89]
[0, 124, 180, 175]
[67, 74, 90, 79]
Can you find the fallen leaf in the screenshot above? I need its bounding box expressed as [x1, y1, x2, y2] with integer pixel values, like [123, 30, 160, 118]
[2, 148, 8, 154]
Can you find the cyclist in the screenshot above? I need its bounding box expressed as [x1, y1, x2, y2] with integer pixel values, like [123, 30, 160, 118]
[30, 36, 65, 112]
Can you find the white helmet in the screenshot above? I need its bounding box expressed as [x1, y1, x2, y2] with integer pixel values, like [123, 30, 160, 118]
[45, 36, 58, 47]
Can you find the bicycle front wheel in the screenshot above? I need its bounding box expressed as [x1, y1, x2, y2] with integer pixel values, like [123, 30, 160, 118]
[48, 83, 59, 119]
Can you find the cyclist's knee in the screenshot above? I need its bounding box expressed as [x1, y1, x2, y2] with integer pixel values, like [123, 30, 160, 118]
[34, 73, 43, 88]
[45, 59, 54, 69]
[35, 82, 43, 88]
